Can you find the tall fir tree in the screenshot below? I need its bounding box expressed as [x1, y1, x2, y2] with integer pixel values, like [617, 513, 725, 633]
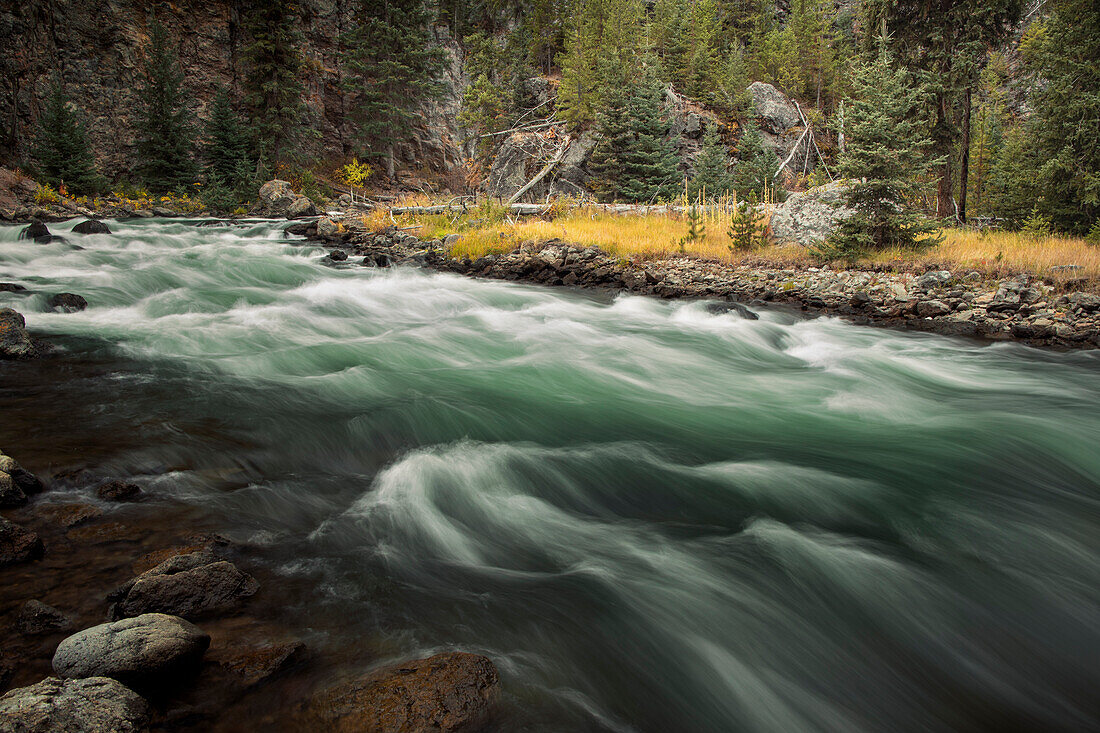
[1029, 0, 1100, 233]
[243, 0, 308, 166]
[590, 72, 680, 202]
[30, 75, 103, 194]
[557, 0, 644, 128]
[828, 41, 941, 253]
[341, 0, 444, 179]
[135, 19, 197, 191]
[203, 89, 252, 188]
[863, 0, 1022, 218]
[731, 118, 779, 200]
[689, 124, 734, 199]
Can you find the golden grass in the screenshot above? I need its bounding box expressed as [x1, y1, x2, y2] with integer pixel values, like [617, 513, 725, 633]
[380, 203, 1098, 283]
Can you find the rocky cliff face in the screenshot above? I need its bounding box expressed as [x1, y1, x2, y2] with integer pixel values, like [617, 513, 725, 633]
[0, 1, 466, 179]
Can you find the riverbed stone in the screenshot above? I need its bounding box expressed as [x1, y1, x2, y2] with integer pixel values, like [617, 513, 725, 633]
[0, 471, 27, 507]
[18, 600, 75, 636]
[72, 219, 111, 234]
[0, 676, 150, 733]
[916, 299, 951, 317]
[53, 613, 209, 690]
[96, 480, 144, 502]
[109, 551, 259, 620]
[0, 308, 37, 359]
[0, 516, 43, 566]
[308, 652, 500, 733]
[47, 293, 88, 313]
[18, 222, 50, 241]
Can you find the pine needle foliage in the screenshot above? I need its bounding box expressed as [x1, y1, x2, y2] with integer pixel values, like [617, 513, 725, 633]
[203, 89, 253, 190]
[30, 75, 103, 194]
[136, 19, 197, 191]
[689, 124, 734, 200]
[243, 0, 309, 165]
[828, 40, 942, 254]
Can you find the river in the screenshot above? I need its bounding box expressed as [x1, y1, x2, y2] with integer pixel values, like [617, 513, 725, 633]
[1, 218, 1097, 731]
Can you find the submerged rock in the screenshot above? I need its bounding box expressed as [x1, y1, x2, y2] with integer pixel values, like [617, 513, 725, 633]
[0, 516, 43, 566]
[96, 480, 143, 502]
[53, 613, 209, 691]
[47, 293, 88, 313]
[18, 600, 75, 636]
[109, 551, 259, 620]
[0, 676, 150, 733]
[308, 652, 500, 733]
[704, 301, 760, 320]
[72, 219, 111, 234]
[0, 308, 37, 359]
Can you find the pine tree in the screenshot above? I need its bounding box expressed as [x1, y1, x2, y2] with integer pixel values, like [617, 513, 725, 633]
[203, 89, 252, 189]
[135, 19, 197, 192]
[985, 123, 1042, 229]
[243, 0, 308, 166]
[30, 76, 103, 195]
[1029, 0, 1100, 233]
[590, 73, 681, 203]
[731, 118, 778, 200]
[557, 0, 644, 128]
[828, 41, 942, 254]
[689, 124, 733, 200]
[341, 0, 444, 179]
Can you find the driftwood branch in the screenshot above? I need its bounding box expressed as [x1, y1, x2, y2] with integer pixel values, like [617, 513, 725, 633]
[506, 135, 572, 206]
[478, 119, 558, 139]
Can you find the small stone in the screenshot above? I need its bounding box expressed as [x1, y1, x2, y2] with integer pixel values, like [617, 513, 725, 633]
[109, 551, 259, 620]
[18, 600, 75, 635]
[0, 517, 44, 566]
[96, 480, 144, 502]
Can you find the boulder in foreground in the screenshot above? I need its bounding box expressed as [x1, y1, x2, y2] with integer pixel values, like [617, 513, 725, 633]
[769, 181, 854, 247]
[53, 613, 210, 691]
[109, 550, 259, 620]
[0, 308, 37, 359]
[0, 676, 149, 733]
[309, 651, 500, 733]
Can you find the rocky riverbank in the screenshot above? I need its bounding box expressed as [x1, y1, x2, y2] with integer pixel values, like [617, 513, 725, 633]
[296, 220, 1100, 351]
[0, 444, 501, 731]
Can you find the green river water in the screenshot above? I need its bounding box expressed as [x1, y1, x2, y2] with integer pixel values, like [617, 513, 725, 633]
[1, 218, 1097, 731]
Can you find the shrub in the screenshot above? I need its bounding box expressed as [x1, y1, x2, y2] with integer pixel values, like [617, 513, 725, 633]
[728, 195, 767, 251]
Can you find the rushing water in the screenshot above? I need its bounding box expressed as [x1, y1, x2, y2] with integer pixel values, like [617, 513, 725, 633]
[1, 219, 1098, 731]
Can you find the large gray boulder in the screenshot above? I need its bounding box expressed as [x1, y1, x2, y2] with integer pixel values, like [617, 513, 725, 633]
[52, 613, 209, 691]
[748, 82, 801, 134]
[258, 179, 316, 219]
[0, 308, 37, 359]
[108, 550, 259, 620]
[0, 676, 150, 733]
[486, 130, 598, 201]
[769, 181, 854, 246]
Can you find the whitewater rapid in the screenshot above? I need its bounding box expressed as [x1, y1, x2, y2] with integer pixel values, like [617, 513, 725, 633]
[1, 218, 1097, 731]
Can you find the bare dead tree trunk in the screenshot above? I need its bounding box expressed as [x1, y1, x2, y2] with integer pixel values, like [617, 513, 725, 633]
[959, 86, 971, 223]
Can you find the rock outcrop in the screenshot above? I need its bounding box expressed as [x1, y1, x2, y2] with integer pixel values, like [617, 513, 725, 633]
[52, 613, 210, 691]
[0, 676, 150, 733]
[769, 181, 854, 246]
[748, 82, 811, 175]
[108, 550, 259, 620]
[308, 652, 500, 733]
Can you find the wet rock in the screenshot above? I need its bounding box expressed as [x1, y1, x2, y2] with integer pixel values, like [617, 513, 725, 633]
[0, 676, 150, 733]
[10, 467, 45, 496]
[0, 308, 37, 359]
[769, 182, 854, 247]
[704, 301, 759, 320]
[36, 502, 103, 528]
[916, 300, 951, 317]
[217, 639, 305, 688]
[317, 217, 339, 238]
[0, 471, 27, 507]
[109, 551, 259, 620]
[849, 291, 871, 308]
[0, 283, 27, 292]
[72, 219, 111, 234]
[329, 249, 348, 262]
[18, 600, 75, 636]
[151, 206, 175, 218]
[96, 480, 144, 503]
[284, 221, 314, 237]
[0, 516, 43, 566]
[18, 222, 50, 241]
[309, 652, 500, 733]
[47, 293, 88, 313]
[53, 613, 210, 691]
